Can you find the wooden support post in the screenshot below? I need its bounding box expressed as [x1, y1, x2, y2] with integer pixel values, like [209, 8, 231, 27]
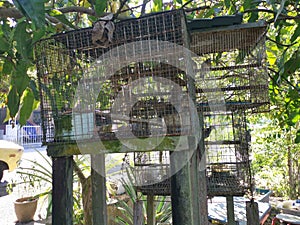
[147, 194, 155, 225]
[91, 154, 107, 225]
[198, 112, 209, 225]
[246, 201, 259, 225]
[52, 156, 73, 225]
[191, 149, 201, 224]
[171, 146, 199, 225]
[226, 196, 235, 225]
[134, 200, 144, 225]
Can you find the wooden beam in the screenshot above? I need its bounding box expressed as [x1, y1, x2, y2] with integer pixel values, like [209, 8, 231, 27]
[52, 156, 73, 225]
[147, 194, 155, 225]
[47, 135, 195, 157]
[91, 154, 107, 225]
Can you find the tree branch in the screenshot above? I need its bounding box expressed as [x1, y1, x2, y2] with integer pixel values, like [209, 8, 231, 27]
[0, 7, 23, 19]
[58, 6, 96, 16]
[267, 36, 297, 47]
[141, 0, 150, 16]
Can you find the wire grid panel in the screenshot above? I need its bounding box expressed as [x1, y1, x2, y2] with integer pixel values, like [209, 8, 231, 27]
[35, 10, 197, 144]
[190, 23, 269, 113]
[131, 151, 171, 195]
[204, 110, 251, 196]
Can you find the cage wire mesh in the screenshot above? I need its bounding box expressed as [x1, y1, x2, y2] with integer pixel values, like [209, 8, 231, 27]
[190, 23, 269, 113]
[204, 110, 251, 196]
[125, 151, 172, 195]
[35, 9, 196, 144]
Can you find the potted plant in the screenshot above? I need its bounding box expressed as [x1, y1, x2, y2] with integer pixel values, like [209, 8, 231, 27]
[7, 150, 52, 223]
[14, 195, 39, 223]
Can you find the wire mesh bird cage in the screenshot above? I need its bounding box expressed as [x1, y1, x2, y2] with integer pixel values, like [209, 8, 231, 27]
[35, 10, 197, 145]
[190, 21, 269, 113]
[127, 151, 171, 196]
[204, 110, 251, 196]
[127, 109, 252, 196]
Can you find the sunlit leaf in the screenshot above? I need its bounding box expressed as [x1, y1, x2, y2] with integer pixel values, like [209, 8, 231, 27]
[266, 50, 276, 66]
[291, 24, 300, 43]
[7, 86, 20, 117]
[19, 89, 34, 125]
[289, 111, 300, 125]
[153, 0, 163, 12]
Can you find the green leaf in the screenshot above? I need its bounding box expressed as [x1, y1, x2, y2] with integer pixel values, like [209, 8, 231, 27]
[94, 0, 108, 16]
[29, 80, 40, 100]
[153, 0, 163, 12]
[52, 14, 76, 29]
[288, 111, 300, 125]
[291, 24, 300, 43]
[32, 28, 45, 44]
[19, 89, 34, 125]
[2, 59, 14, 75]
[242, 0, 252, 10]
[13, 0, 45, 29]
[0, 36, 9, 52]
[224, 0, 231, 9]
[278, 49, 300, 82]
[14, 22, 33, 61]
[7, 86, 20, 117]
[295, 130, 300, 143]
[12, 60, 30, 96]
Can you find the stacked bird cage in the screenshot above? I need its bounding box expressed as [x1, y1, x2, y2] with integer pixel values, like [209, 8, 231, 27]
[204, 110, 251, 196]
[131, 151, 171, 196]
[190, 21, 269, 113]
[35, 10, 195, 144]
